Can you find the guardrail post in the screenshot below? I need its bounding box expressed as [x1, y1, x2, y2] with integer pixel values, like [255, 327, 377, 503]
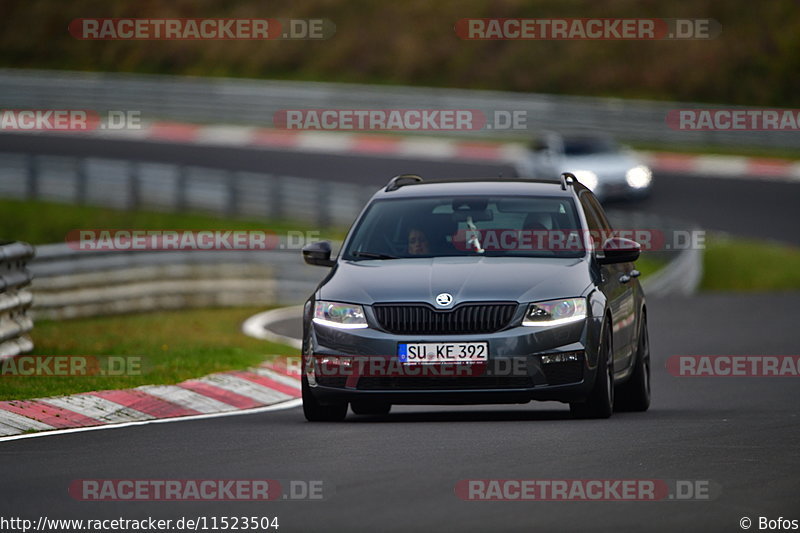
[26, 154, 38, 200]
[75, 157, 88, 205]
[0, 242, 36, 359]
[176, 165, 188, 211]
[226, 170, 239, 217]
[128, 161, 140, 210]
[316, 180, 332, 228]
[269, 175, 283, 220]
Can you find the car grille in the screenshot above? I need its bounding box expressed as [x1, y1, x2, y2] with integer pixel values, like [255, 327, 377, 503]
[357, 376, 534, 390]
[372, 302, 517, 335]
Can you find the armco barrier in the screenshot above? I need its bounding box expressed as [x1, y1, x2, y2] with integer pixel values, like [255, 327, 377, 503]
[0, 68, 794, 149]
[28, 221, 701, 322]
[0, 241, 35, 358]
[0, 152, 375, 228]
[29, 243, 329, 320]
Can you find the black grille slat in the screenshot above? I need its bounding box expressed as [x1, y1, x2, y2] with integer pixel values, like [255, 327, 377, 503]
[373, 302, 516, 335]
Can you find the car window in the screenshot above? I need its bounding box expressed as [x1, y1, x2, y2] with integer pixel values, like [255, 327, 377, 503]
[563, 137, 618, 156]
[343, 195, 585, 260]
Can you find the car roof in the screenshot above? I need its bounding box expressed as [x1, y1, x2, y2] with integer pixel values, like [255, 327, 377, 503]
[372, 178, 581, 200]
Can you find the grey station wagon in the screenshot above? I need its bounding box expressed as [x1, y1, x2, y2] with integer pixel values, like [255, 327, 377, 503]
[300, 174, 650, 421]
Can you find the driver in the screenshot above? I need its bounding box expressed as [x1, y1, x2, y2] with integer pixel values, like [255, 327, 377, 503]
[407, 227, 431, 255]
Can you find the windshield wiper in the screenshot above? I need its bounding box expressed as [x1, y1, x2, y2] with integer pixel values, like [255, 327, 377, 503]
[351, 251, 398, 260]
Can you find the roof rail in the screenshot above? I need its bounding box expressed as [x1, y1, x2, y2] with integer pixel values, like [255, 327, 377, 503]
[385, 174, 424, 192]
[560, 172, 576, 190]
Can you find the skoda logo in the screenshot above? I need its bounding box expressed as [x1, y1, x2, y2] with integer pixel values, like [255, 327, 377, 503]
[435, 293, 454, 307]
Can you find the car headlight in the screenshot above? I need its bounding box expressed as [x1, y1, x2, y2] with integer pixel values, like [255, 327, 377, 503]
[572, 170, 598, 191]
[313, 301, 368, 329]
[522, 298, 587, 326]
[625, 165, 652, 189]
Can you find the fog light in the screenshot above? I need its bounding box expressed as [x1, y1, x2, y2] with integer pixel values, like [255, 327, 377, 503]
[319, 355, 353, 368]
[541, 352, 583, 364]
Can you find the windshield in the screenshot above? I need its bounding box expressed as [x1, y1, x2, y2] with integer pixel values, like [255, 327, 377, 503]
[562, 137, 619, 156]
[342, 195, 585, 260]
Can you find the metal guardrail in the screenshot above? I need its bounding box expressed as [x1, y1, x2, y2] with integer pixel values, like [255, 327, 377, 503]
[30, 242, 335, 320]
[0, 68, 792, 149]
[0, 152, 375, 227]
[29, 243, 327, 320]
[0, 242, 35, 358]
[29, 214, 702, 321]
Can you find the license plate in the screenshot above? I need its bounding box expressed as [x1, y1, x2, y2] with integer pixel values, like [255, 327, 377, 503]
[398, 342, 488, 363]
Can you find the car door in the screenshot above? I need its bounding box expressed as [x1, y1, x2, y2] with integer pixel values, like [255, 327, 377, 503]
[579, 191, 636, 373]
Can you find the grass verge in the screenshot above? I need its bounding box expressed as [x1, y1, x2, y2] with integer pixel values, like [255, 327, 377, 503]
[633, 254, 665, 279]
[701, 236, 800, 291]
[0, 307, 298, 401]
[0, 198, 348, 244]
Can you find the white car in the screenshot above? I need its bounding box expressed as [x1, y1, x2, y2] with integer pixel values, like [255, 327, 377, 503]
[517, 132, 653, 202]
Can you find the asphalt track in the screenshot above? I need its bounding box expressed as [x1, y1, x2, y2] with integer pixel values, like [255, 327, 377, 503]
[1, 134, 799, 532]
[0, 293, 798, 531]
[1, 132, 799, 245]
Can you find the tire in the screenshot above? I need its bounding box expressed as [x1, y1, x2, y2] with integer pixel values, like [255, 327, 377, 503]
[614, 316, 651, 412]
[350, 401, 392, 416]
[302, 376, 348, 422]
[570, 322, 614, 419]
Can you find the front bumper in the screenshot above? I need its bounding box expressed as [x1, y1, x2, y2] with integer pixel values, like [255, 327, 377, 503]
[305, 315, 603, 405]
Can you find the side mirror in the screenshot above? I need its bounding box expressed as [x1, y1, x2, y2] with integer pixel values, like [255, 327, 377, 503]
[597, 237, 640, 265]
[302, 240, 335, 267]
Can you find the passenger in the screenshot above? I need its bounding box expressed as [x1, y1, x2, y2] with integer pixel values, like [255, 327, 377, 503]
[407, 228, 431, 255]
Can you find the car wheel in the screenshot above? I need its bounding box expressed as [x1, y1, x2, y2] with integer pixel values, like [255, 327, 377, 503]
[350, 401, 392, 416]
[570, 322, 614, 419]
[614, 316, 651, 412]
[302, 376, 348, 422]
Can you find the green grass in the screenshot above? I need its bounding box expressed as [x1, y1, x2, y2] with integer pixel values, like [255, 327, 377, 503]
[701, 236, 800, 291]
[0, 307, 298, 401]
[4, 0, 800, 107]
[633, 254, 666, 279]
[1, 198, 348, 244]
[629, 142, 800, 162]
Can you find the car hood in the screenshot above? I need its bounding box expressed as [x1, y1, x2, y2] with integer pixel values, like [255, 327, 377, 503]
[319, 256, 591, 306]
